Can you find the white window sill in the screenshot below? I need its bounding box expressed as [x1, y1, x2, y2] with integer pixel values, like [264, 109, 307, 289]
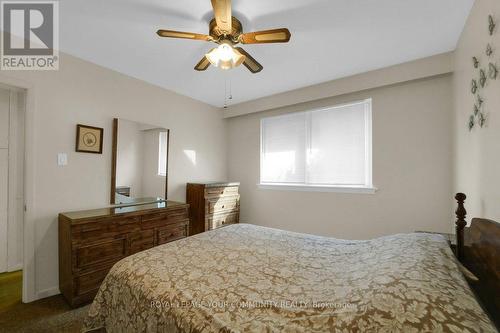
[257, 183, 378, 194]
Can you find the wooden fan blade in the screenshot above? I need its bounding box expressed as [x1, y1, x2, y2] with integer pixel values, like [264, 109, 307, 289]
[240, 28, 291, 44]
[211, 0, 232, 33]
[235, 47, 263, 73]
[194, 56, 211, 71]
[157, 29, 212, 41]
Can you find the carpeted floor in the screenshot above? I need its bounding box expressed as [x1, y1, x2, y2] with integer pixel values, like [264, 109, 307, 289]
[0, 271, 89, 332]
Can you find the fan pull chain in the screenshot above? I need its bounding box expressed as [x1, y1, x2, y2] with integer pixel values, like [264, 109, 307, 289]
[223, 77, 228, 109]
[223, 75, 233, 109]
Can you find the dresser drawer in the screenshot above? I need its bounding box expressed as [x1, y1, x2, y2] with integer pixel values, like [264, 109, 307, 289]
[74, 267, 110, 296]
[71, 216, 140, 243]
[156, 222, 188, 245]
[74, 238, 127, 270]
[72, 222, 107, 241]
[206, 211, 239, 230]
[206, 195, 240, 214]
[108, 216, 141, 234]
[129, 229, 155, 254]
[166, 207, 189, 221]
[141, 212, 168, 229]
[204, 186, 239, 198]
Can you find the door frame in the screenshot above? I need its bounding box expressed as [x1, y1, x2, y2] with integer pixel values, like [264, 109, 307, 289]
[0, 74, 36, 303]
[6, 87, 24, 272]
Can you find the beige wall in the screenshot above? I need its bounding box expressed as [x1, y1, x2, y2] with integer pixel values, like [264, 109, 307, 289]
[0, 53, 227, 296]
[453, 0, 500, 222]
[224, 53, 453, 118]
[227, 75, 454, 239]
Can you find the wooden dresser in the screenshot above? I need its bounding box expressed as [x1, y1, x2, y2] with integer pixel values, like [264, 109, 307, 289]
[58, 201, 189, 307]
[186, 182, 240, 235]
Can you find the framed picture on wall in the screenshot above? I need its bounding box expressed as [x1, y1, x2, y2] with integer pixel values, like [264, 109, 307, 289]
[76, 124, 103, 154]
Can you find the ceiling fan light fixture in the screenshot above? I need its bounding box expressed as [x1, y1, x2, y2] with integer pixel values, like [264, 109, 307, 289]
[157, 0, 291, 73]
[206, 42, 245, 70]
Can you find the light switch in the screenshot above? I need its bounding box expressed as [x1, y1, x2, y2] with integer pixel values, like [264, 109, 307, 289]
[57, 153, 68, 166]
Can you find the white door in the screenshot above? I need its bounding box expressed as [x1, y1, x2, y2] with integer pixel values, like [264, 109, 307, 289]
[0, 88, 9, 273]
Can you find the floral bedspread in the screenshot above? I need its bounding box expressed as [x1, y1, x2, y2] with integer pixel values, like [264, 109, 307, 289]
[83, 224, 496, 333]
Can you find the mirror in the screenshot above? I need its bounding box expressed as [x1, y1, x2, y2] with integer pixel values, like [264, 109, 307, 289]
[111, 118, 169, 205]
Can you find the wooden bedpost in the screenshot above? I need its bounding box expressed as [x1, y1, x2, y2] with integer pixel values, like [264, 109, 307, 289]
[455, 193, 467, 261]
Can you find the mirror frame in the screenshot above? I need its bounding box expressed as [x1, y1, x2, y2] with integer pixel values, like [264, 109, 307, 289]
[110, 118, 170, 204]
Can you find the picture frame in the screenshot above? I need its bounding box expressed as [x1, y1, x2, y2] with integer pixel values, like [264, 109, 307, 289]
[76, 124, 104, 154]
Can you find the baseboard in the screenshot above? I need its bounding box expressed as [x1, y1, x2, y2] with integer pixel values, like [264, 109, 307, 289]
[7, 263, 23, 272]
[36, 286, 60, 300]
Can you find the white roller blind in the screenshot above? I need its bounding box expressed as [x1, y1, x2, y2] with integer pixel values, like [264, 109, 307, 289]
[261, 112, 306, 183]
[260, 99, 372, 187]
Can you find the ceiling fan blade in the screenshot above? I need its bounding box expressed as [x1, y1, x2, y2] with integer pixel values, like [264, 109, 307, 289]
[211, 0, 232, 34]
[235, 47, 263, 73]
[194, 56, 211, 71]
[239, 28, 291, 44]
[157, 29, 212, 41]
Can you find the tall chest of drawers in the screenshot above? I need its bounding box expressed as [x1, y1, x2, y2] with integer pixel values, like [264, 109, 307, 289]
[186, 182, 240, 235]
[58, 201, 189, 307]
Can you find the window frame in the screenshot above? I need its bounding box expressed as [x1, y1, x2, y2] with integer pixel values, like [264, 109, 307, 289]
[259, 99, 376, 194]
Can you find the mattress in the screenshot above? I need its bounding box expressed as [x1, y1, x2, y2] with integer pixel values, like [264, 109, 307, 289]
[83, 224, 496, 332]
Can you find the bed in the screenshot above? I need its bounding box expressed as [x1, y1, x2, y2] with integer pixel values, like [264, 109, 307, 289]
[83, 195, 498, 333]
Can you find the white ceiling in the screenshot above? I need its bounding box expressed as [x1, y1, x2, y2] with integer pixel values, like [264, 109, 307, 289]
[59, 0, 474, 107]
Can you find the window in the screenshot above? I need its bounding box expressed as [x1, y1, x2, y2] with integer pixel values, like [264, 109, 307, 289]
[158, 131, 167, 176]
[260, 99, 373, 192]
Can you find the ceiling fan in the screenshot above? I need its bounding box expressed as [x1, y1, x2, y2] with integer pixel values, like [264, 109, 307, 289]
[156, 0, 291, 73]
